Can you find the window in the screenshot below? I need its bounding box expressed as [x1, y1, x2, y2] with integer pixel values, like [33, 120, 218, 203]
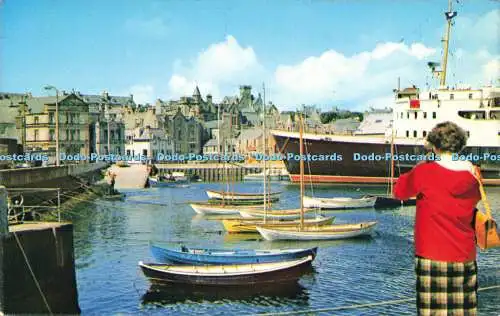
[143, 149, 148, 156]
[424, 112, 427, 119]
[66, 130, 69, 140]
[375, 119, 382, 123]
[414, 112, 418, 119]
[407, 112, 409, 119]
[49, 129, 55, 141]
[49, 113, 54, 124]
[469, 93, 473, 100]
[423, 131, 427, 137]
[467, 131, 470, 137]
[450, 94, 454, 100]
[34, 129, 39, 141]
[34, 116, 39, 124]
[400, 112, 403, 119]
[77, 130, 80, 140]
[406, 130, 409, 137]
[432, 112, 437, 119]
[413, 130, 417, 137]
[126, 150, 131, 155]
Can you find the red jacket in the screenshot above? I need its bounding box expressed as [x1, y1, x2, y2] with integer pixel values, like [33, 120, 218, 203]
[394, 161, 480, 262]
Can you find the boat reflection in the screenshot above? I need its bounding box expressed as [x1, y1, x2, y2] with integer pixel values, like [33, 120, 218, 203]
[141, 280, 311, 306]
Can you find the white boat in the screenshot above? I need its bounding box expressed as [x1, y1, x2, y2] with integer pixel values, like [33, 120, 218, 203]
[239, 208, 317, 220]
[190, 203, 260, 215]
[303, 195, 377, 209]
[256, 222, 378, 241]
[206, 189, 281, 201]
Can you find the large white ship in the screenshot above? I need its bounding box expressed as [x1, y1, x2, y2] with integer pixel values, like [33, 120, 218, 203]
[272, 0, 500, 186]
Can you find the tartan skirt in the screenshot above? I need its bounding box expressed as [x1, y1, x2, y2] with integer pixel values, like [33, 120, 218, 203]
[415, 256, 478, 316]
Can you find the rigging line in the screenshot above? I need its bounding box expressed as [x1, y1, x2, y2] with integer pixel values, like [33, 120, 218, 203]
[248, 285, 500, 316]
[13, 232, 53, 315]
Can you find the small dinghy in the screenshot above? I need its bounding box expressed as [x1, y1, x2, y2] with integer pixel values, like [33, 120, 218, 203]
[239, 208, 317, 220]
[190, 203, 261, 215]
[150, 244, 317, 265]
[256, 222, 378, 241]
[303, 195, 377, 209]
[138, 255, 313, 286]
[206, 189, 281, 202]
[149, 174, 190, 188]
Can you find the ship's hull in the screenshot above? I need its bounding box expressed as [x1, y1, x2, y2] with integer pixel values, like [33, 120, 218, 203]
[272, 132, 500, 186]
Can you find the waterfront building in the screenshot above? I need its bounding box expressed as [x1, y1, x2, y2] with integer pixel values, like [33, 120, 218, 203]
[165, 110, 204, 154]
[125, 126, 173, 161]
[21, 92, 90, 162]
[82, 90, 132, 155]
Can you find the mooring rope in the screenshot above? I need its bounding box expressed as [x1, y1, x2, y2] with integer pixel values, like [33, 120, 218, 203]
[13, 232, 53, 315]
[248, 285, 500, 316]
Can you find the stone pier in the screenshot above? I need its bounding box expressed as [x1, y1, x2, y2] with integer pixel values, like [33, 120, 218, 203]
[0, 186, 80, 314]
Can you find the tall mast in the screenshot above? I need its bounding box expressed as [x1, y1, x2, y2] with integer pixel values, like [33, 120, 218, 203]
[440, 0, 456, 87]
[390, 128, 395, 195]
[262, 82, 267, 223]
[299, 112, 305, 230]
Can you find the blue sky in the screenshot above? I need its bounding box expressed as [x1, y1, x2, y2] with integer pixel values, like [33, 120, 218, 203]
[1, 0, 499, 110]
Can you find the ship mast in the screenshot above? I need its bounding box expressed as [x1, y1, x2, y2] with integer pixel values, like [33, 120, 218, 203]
[438, 0, 457, 87]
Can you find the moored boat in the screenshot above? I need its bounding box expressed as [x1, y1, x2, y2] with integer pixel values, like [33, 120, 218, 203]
[206, 189, 281, 201]
[102, 193, 126, 201]
[149, 176, 190, 188]
[239, 208, 317, 220]
[190, 203, 260, 215]
[138, 255, 313, 285]
[222, 216, 335, 233]
[303, 195, 377, 209]
[256, 222, 378, 241]
[150, 244, 318, 265]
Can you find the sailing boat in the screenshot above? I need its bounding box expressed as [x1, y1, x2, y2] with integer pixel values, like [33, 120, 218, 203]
[256, 114, 377, 241]
[222, 84, 334, 231]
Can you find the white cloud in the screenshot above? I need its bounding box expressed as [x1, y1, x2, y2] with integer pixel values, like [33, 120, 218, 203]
[483, 58, 500, 83]
[128, 84, 155, 105]
[125, 17, 169, 38]
[272, 42, 437, 107]
[167, 35, 265, 101]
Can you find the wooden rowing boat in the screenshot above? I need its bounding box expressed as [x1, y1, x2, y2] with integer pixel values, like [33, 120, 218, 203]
[256, 222, 378, 241]
[190, 203, 261, 215]
[150, 245, 317, 264]
[222, 216, 335, 233]
[138, 255, 313, 285]
[206, 189, 281, 201]
[239, 208, 317, 220]
[303, 195, 377, 209]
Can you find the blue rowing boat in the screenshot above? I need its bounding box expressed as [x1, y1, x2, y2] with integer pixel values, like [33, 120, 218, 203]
[150, 244, 318, 265]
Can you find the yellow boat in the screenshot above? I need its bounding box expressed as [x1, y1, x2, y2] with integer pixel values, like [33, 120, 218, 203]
[222, 216, 335, 233]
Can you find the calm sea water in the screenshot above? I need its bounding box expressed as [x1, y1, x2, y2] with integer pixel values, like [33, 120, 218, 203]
[69, 182, 500, 315]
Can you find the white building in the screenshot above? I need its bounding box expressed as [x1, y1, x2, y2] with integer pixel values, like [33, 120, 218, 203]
[124, 126, 173, 161]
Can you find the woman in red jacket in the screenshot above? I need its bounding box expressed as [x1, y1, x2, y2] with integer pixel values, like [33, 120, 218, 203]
[394, 121, 481, 315]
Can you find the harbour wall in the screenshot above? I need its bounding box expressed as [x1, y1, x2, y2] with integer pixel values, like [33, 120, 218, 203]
[0, 187, 80, 314]
[0, 162, 108, 188]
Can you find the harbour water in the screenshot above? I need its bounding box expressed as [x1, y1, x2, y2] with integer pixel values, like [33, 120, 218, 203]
[70, 182, 500, 315]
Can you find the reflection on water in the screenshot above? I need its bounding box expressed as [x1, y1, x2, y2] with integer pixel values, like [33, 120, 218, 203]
[69, 183, 500, 315]
[141, 280, 310, 306]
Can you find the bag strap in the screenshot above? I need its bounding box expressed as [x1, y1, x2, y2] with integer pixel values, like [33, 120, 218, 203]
[473, 166, 492, 219]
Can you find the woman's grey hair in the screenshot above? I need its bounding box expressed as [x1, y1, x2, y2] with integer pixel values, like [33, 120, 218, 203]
[426, 121, 467, 153]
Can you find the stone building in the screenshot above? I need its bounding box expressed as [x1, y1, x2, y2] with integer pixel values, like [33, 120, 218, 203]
[21, 92, 90, 162]
[165, 110, 204, 154]
[81, 91, 133, 155]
